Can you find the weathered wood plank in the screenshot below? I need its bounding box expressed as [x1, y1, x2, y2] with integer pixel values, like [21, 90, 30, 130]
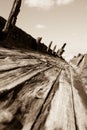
[22, 67, 61, 130]
[1, 47, 87, 130]
[69, 67, 87, 130]
[0, 63, 43, 87]
[0, 58, 42, 71]
[0, 47, 65, 72]
[0, 67, 60, 130]
[0, 58, 40, 69]
[0, 63, 52, 92]
[32, 69, 76, 130]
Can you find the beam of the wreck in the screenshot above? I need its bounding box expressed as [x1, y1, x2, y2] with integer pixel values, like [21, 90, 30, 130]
[2, 0, 22, 33]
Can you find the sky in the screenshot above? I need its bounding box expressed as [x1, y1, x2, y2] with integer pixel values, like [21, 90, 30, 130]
[0, 0, 87, 60]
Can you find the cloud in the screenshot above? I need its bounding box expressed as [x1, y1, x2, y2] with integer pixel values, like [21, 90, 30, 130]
[25, 0, 75, 9]
[35, 24, 46, 29]
[57, 0, 74, 5]
[25, 0, 54, 9]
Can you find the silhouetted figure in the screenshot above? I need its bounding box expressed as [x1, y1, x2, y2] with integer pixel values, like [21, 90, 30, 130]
[2, 0, 22, 33]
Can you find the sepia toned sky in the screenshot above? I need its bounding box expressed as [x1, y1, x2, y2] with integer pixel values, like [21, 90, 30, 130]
[0, 0, 87, 60]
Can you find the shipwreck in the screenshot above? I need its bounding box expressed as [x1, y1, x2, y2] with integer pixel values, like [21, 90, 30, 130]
[0, 0, 87, 130]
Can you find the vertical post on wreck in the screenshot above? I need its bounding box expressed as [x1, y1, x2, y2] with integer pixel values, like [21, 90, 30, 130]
[47, 41, 53, 52]
[2, 0, 22, 33]
[52, 45, 56, 54]
[76, 55, 84, 66]
[57, 43, 66, 57]
[36, 37, 42, 44]
[61, 43, 66, 50]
